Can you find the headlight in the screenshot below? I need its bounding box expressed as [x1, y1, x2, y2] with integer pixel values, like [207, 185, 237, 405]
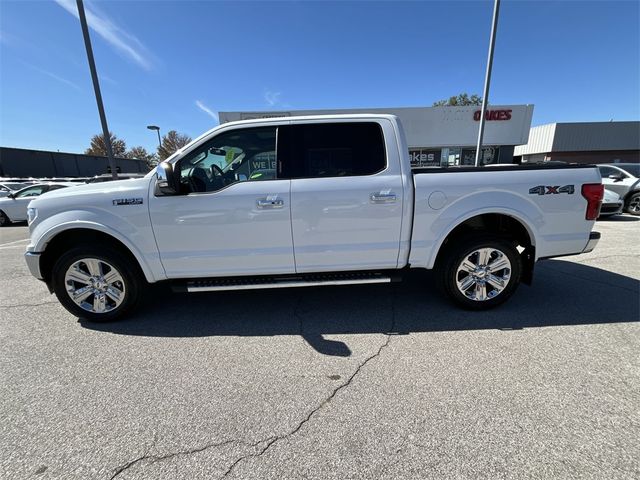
[27, 207, 37, 224]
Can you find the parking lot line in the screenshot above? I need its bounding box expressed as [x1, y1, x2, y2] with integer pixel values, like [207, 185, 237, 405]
[0, 238, 29, 248]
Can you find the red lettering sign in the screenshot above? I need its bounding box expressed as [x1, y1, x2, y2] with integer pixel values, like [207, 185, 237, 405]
[473, 109, 512, 121]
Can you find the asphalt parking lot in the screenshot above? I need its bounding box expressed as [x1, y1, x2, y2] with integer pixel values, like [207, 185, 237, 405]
[1, 218, 639, 480]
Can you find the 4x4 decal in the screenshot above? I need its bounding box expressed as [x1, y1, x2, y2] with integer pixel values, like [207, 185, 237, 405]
[529, 185, 575, 195]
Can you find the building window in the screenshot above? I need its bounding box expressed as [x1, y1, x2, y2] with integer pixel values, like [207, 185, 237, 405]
[409, 146, 500, 168]
[409, 149, 441, 168]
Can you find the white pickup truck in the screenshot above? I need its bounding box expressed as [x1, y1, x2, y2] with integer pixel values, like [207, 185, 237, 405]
[24, 115, 604, 321]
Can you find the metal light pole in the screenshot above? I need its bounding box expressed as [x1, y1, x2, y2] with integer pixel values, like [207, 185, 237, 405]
[147, 125, 162, 149]
[76, 0, 118, 179]
[475, 0, 501, 167]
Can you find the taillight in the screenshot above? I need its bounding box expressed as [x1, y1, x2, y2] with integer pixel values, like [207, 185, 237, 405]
[581, 183, 604, 220]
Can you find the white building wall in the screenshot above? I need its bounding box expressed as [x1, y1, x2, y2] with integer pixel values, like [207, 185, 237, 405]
[219, 105, 534, 148]
[514, 123, 557, 156]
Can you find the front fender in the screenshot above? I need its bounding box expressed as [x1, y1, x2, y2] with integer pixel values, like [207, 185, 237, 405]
[28, 209, 165, 283]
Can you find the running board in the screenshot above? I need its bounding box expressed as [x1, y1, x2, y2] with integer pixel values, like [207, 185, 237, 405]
[179, 272, 394, 293]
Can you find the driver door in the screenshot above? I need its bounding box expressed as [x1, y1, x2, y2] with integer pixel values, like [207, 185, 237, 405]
[149, 126, 295, 278]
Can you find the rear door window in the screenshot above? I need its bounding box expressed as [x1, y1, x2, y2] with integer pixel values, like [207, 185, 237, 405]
[279, 122, 386, 179]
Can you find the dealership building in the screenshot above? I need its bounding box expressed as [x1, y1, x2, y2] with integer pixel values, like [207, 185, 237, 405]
[514, 121, 640, 164]
[219, 105, 535, 167]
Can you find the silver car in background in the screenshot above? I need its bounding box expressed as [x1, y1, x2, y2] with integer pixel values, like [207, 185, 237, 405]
[0, 182, 77, 226]
[598, 163, 640, 215]
[0, 182, 28, 198]
[599, 189, 624, 218]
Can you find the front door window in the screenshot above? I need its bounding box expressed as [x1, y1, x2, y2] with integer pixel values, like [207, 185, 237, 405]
[177, 127, 277, 194]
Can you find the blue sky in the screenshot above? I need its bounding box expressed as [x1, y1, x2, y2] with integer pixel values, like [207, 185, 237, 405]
[1, 0, 638, 153]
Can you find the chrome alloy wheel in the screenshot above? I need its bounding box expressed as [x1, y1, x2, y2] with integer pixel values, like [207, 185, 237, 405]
[455, 248, 512, 302]
[629, 196, 640, 214]
[64, 258, 125, 314]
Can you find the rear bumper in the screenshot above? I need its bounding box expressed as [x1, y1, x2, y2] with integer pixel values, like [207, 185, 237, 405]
[582, 231, 601, 254]
[599, 202, 624, 216]
[24, 251, 43, 279]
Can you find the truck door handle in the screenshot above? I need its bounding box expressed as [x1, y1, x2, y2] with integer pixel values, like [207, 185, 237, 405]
[257, 197, 284, 209]
[370, 191, 397, 203]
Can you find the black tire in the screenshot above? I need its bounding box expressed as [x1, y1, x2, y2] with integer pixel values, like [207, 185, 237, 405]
[52, 244, 144, 322]
[0, 210, 10, 227]
[625, 192, 640, 216]
[437, 235, 522, 310]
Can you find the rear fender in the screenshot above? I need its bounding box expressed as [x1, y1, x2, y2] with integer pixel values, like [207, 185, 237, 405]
[413, 191, 541, 270]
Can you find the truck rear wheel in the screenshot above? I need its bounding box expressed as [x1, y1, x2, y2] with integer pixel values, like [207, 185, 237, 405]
[438, 235, 522, 310]
[52, 245, 143, 322]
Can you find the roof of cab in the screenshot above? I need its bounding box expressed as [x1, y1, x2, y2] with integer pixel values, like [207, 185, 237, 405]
[219, 113, 399, 129]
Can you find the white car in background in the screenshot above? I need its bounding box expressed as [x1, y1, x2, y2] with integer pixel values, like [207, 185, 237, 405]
[0, 182, 76, 226]
[599, 189, 624, 218]
[0, 182, 28, 198]
[598, 163, 640, 215]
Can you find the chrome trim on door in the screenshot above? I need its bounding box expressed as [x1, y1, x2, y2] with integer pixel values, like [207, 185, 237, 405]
[369, 191, 397, 203]
[256, 197, 284, 209]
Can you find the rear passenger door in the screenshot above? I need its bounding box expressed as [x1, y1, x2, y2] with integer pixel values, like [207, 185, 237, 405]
[280, 121, 404, 273]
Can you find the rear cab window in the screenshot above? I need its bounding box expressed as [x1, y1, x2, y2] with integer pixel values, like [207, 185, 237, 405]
[278, 122, 386, 179]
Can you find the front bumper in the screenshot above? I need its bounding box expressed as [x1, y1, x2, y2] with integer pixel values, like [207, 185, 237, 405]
[24, 251, 43, 279]
[582, 231, 601, 254]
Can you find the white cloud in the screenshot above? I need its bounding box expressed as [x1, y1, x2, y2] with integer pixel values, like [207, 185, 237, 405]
[99, 73, 118, 86]
[22, 62, 81, 91]
[54, 0, 153, 70]
[195, 100, 218, 121]
[264, 89, 282, 107]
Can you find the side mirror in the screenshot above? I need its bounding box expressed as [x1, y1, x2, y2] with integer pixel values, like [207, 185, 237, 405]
[236, 173, 248, 182]
[7, 192, 15, 199]
[156, 161, 179, 195]
[608, 173, 624, 182]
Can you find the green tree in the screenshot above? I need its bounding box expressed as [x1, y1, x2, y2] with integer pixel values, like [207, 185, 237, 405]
[158, 130, 192, 161]
[433, 93, 483, 107]
[126, 146, 158, 169]
[85, 132, 127, 157]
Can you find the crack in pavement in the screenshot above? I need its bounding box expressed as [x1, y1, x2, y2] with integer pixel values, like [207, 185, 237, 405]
[108, 289, 398, 479]
[220, 289, 398, 478]
[110, 433, 158, 480]
[2, 301, 60, 308]
[109, 433, 263, 480]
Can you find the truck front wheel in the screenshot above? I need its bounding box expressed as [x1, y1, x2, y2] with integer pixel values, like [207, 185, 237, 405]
[439, 235, 522, 310]
[52, 245, 143, 322]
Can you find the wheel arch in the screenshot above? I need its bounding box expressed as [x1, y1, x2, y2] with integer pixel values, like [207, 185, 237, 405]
[38, 226, 155, 286]
[431, 211, 537, 285]
[623, 188, 640, 203]
[0, 209, 12, 225]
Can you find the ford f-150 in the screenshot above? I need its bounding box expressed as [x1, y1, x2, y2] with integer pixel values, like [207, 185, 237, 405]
[24, 115, 604, 321]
